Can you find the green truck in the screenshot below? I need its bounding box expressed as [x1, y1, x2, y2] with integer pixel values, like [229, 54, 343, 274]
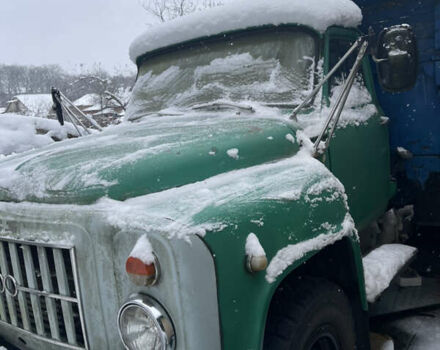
[0, 0, 425, 349]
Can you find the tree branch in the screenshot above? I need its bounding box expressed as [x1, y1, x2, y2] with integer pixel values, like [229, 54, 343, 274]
[104, 90, 127, 111]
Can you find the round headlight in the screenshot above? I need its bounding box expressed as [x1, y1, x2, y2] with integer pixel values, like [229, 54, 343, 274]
[118, 295, 175, 350]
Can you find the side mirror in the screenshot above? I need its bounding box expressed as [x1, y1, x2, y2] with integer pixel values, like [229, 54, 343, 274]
[375, 24, 418, 92]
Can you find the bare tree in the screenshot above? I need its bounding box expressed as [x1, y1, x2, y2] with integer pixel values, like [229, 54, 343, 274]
[0, 64, 135, 111]
[142, 0, 223, 22]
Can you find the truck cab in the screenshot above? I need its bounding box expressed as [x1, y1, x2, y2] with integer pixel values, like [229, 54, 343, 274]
[0, 1, 423, 349]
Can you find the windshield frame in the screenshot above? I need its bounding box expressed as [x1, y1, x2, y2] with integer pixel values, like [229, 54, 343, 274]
[135, 24, 322, 73]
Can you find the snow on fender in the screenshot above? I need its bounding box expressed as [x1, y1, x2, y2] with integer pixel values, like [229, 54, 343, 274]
[265, 214, 356, 283]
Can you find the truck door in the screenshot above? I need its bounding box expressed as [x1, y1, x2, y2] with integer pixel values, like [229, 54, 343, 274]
[324, 28, 393, 232]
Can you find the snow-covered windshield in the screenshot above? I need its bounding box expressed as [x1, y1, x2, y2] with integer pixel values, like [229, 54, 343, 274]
[127, 29, 317, 120]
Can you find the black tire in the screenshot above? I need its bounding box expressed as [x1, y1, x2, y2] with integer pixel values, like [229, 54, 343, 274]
[263, 276, 356, 350]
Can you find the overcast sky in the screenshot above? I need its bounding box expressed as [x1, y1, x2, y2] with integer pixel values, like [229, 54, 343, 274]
[0, 0, 152, 74]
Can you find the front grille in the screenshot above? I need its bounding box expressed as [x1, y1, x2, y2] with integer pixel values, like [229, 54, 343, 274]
[0, 238, 88, 349]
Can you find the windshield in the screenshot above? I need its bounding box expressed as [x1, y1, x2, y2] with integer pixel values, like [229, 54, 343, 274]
[127, 29, 317, 120]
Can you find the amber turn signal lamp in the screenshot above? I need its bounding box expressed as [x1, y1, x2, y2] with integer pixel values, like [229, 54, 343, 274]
[126, 256, 160, 286]
[246, 255, 268, 273]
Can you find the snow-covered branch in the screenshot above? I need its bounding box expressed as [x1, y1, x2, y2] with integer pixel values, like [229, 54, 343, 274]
[142, 0, 223, 22]
[104, 90, 127, 111]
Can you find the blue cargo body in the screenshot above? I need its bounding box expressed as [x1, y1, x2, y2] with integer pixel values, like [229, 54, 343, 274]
[356, 0, 440, 226]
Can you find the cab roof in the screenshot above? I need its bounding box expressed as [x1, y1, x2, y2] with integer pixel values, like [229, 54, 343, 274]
[129, 0, 362, 64]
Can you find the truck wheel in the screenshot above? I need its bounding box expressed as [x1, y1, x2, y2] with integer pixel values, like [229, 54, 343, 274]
[264, 277, 356, 350]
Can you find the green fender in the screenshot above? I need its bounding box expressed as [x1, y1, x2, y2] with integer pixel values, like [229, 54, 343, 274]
[197, 162, 367, 350]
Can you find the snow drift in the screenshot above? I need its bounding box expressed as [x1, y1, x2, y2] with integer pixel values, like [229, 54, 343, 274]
[0, 113, 79, 156]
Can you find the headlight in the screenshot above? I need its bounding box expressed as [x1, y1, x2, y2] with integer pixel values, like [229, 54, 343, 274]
[118, 295, 176, 350]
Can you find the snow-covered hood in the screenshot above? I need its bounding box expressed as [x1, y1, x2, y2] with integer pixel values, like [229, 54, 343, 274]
[0, 114, 300, 204]
[129, 0, 362, 63]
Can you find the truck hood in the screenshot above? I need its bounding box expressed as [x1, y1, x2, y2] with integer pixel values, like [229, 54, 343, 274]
[0, 114, 299, 204]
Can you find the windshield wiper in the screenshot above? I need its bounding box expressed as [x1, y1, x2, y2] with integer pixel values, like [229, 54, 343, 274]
[129, 110, 185, 122]
[191, 102, 255, 113]
[263, 102, 300, 109]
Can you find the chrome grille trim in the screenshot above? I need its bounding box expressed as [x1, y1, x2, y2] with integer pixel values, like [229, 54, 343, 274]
[9, 243, 32, 331]
[0, 274, 6, 322]
[15, 286, 78, 303]
[0, 242, 18, 326]
[38, 245, 61, 340]
[54, 248, 77, 345]
[0, 237, 88, 349]
[23, 245, 46, 336]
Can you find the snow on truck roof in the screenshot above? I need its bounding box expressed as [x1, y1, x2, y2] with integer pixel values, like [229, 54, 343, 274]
[129, 0, 362, 63]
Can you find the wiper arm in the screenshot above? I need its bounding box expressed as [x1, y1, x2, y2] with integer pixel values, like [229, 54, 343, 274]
[290, 37, 364, 120]
[191, 102, 255, 113]
[313, 41, 369, 157]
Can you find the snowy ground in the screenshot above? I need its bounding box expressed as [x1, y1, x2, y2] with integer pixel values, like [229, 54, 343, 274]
[372, 307, 440, 350]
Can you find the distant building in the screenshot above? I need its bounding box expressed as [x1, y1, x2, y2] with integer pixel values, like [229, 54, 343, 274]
[73, 93, 102, 112]
[73, 93, 124, 127]
[4, 94, 54, 118]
